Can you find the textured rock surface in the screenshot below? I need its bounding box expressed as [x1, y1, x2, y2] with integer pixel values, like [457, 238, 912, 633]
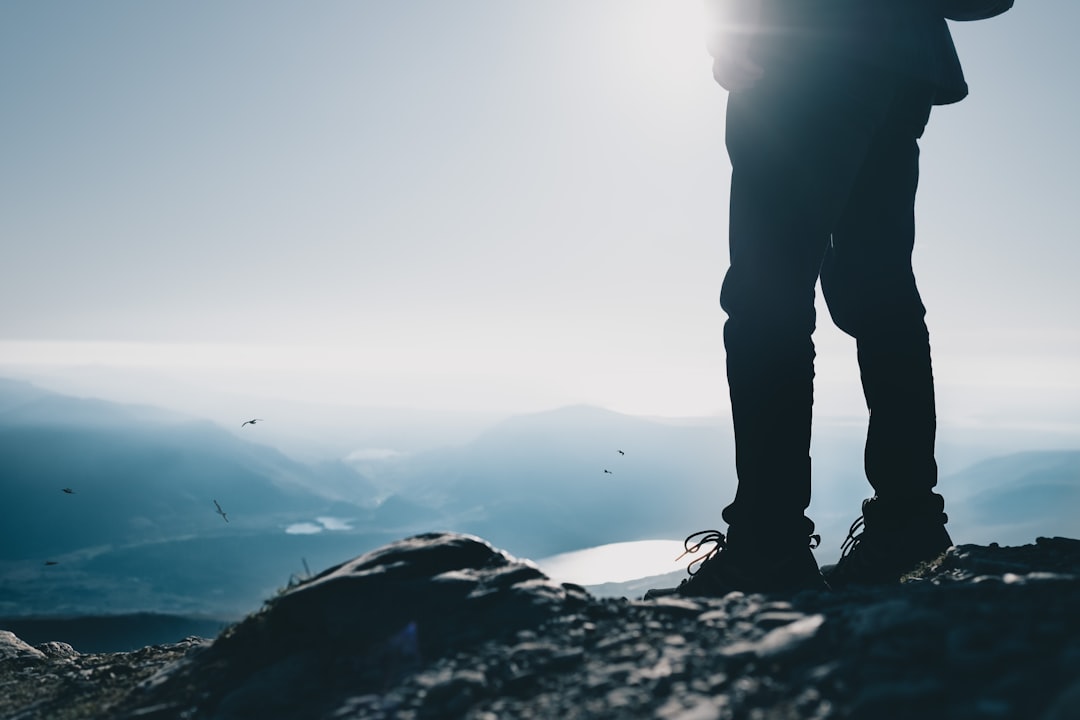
[0, 630, 46, 661]
[3, 533, 1080, 719]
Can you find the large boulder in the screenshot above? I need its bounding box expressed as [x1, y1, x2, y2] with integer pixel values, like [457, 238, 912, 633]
[261, 531, 585, 654]
[118, 532, 589, 719]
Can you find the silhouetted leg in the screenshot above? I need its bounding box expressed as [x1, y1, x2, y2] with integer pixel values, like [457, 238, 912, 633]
[821, 84, 943, 520]
[720, 61, 901, 549]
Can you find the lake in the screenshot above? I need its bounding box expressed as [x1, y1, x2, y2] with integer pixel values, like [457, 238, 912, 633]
[535, 539, 690, 585]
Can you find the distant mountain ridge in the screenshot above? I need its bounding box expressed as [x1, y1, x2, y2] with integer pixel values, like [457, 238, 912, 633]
[2, 377, 1079, 618]
[0, 377, 188, 428]
[943, 449, 1080, 546]
[0, 379, 378, 562]
[368, 404, 738, 557]
[0, 379, 392, 616]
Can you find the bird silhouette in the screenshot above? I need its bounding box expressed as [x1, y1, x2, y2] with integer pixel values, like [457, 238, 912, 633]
[241, 418, 263, 428]
[61, 487, 75, 494]
[617, 450, 625, 455]
[214, 499, 229, 523]
[44, 561, 59, 566]
[603, 469, 613, 475]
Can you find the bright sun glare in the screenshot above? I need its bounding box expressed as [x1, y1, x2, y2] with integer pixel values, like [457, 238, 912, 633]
[621, 1, 707, 82]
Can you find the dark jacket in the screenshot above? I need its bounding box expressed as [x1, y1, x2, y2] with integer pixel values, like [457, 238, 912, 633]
[706, 0, 1014, 105]
[895, 9, 970, 105]
[889, 0, 1015, 104]
[924, 0, 1014, 103]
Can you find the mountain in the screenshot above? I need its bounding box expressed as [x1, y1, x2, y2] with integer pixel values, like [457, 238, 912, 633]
[0, 388, 742, 614]
[0, 379, 393, 616]
[4, 376, 1079, 619]
[941, 449, 1080, 546]
[366, 406, 1080, 558]
[0, 365, 502, 462]
[0, 379, 379, 561]
[365, 405, 738, 557]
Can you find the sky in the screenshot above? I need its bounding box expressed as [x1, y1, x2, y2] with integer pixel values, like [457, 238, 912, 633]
[2, 1, 1078, 438]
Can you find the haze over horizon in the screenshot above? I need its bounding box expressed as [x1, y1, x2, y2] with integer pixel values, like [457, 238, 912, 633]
[2, 3, 1078, 439]
[4, 375, 1080, 615]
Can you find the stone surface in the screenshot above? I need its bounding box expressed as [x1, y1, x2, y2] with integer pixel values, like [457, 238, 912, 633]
[0, 630, 45, 661]
[2, 533, 1080, 719]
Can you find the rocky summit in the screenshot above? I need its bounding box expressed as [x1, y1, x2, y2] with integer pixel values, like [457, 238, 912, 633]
[3, 533, 1080, 720]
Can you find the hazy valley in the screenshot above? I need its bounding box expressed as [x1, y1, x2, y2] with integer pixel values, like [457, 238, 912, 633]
[2, 376, 1079, 631]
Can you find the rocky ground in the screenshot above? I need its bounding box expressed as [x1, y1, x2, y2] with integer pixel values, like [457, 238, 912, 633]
[3, 533, 1080, 720]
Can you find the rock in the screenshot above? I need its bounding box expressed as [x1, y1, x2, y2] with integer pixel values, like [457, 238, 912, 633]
[35, 641, 79, 660]
[724, 613, 825, 660]
[0, 630, 45, 661]
[3, 532, 1080, 720]
[108, 532, 588, 719]
[260, 532, 582, 656]
[1042, 679, 1080, 720]
[0, 634, 202, 719]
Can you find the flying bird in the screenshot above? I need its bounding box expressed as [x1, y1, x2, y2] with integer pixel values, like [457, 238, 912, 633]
[44, 561, 59, 566]
[617, 450, 625, 455]
[61, 488, 75, 494]
[214, 499, 229, 523]
[241, 418, 263, 428]
[603, 469, 613, 475]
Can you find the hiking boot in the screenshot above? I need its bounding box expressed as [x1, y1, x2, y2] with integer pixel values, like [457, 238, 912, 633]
[822, 496, 953, 589]
[644, 529, 829, 599]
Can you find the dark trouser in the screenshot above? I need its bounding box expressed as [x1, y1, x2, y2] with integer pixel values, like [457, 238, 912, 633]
[719, 51, 942, 546]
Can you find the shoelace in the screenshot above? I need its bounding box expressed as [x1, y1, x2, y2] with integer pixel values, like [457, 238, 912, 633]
[674, 530, 824, 576]
[674, 530, 727, 576]
[839, 515, 866, 560]
[838, 509, 948, 568]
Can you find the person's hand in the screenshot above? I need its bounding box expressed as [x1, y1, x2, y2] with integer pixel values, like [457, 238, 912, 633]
[704, 0, 764, 92]
[710, 44, 763, 92]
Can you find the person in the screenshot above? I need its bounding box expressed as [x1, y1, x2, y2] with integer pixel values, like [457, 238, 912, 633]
[648, 0, 1014, 598]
